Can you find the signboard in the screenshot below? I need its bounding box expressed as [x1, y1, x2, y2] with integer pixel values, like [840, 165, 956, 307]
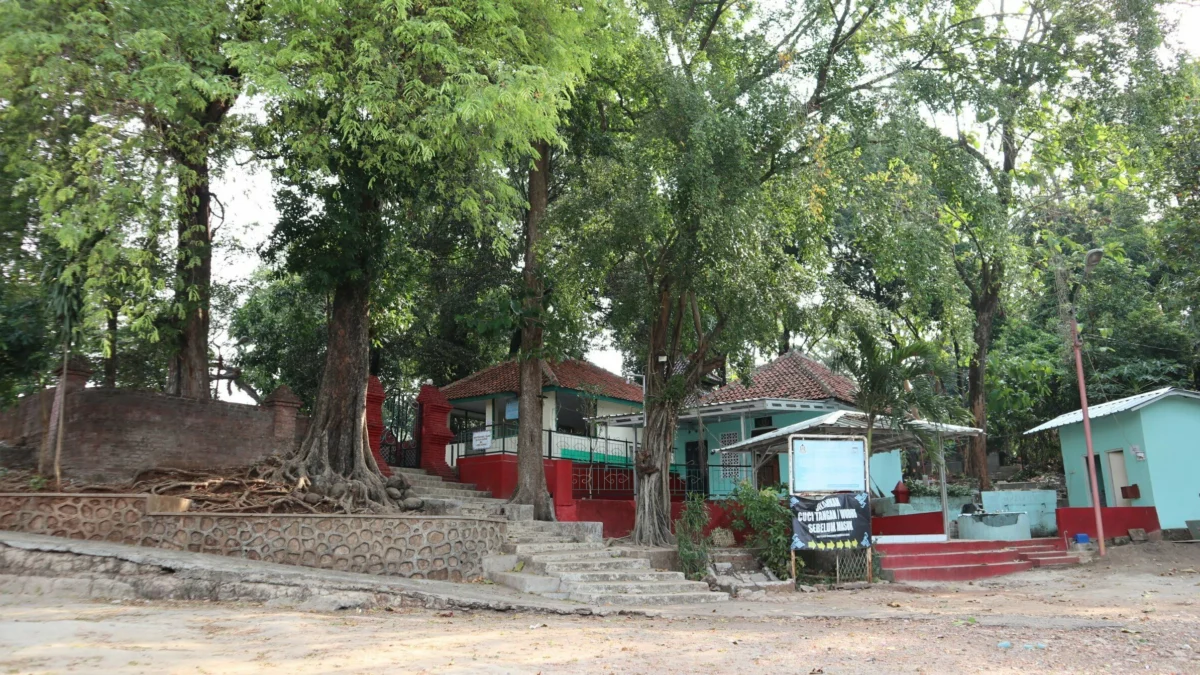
[504, 400, 519, 420]
[789, 493, 871, 551]
[471, 430, 492, 451]
[789, 437, 867, 493]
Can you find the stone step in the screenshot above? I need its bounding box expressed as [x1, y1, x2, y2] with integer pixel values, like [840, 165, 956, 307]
[389, 467, 436, 477]
[554, 570, 686, 583]
[506, 535, 577, 544]
[541, 558, 651, 573]
[503, 541, 607, 555]
[408, 486, 494, 499]
[488, 571, 565, 596]
[401, 473, 471, 488]
[565, 590, 729, 606]
[561, 579, 709, 595]
[505, 521, 604, 543]
[1025, 555, 1081, 567]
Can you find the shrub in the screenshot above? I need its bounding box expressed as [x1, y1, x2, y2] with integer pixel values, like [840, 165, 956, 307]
[675, 492, 711, 580]
[729, 481, 798, 579]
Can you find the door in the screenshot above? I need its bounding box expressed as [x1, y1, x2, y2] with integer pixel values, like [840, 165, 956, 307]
[1107, 450, 1131, 506]
[756, 454, 780, 488]
[1089, 454, 1108, 507]
[684, 441, 709, 496]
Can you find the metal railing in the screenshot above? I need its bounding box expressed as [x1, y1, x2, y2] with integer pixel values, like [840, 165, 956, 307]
[447, 423, 638, 467]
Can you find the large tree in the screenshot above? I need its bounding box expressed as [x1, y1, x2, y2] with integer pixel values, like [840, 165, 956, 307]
[242, 0, 592, 508]
[895, 0, 1169, 488]
[558, 0, 968, 546]
[0, 0, 266, 399]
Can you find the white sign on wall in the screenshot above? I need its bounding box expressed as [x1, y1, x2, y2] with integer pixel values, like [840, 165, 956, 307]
[789, 436, 867, 493]
[505, 400, 519, 420]
[472, 430, 493, 451]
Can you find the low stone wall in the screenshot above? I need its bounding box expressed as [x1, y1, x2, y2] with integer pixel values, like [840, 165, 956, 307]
[0, 493, 504, 581]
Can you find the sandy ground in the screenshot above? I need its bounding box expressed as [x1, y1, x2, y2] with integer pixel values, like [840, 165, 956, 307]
[2, 542, 1199, 675]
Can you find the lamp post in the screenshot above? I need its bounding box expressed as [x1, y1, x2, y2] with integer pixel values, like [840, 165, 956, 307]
[1069, 248, 1106, 557]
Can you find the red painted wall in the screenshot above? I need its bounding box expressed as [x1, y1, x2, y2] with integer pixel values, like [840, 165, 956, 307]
[1056, 506, 1161, 541]
[872, 511, 945, 536]
[457, 454, 519, 499]
[455, 455, 575, 512]
[572, 498, 745, 541]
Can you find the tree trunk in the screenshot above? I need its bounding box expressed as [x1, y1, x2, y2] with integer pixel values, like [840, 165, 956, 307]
[967, 291, 998, 492]
[632, 397, 678, 546]
[273, 277, 391, 509]
[167, 158, 213, 399]
[39, 343, 69, 477]
[104, 303, 118, 388]
[511, 141, 555, 521]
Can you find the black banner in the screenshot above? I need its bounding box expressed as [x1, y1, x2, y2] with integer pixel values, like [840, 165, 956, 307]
[789, 492, 872, 551]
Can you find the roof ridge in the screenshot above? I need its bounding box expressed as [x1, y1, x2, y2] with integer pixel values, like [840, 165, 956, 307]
[791, 353, 837, 399]
[441, 359, 514, 390]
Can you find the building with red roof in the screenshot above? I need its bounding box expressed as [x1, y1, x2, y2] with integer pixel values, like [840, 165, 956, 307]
[440, 359, 643, 465]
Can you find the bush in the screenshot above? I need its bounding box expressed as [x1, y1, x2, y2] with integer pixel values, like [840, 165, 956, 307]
[675, 492, 711, 580]
[729, 481, 798, 579]
[903, 478, 975, 498]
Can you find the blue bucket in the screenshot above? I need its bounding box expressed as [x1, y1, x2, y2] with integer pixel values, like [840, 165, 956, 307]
[1074, 533, 1091, 544]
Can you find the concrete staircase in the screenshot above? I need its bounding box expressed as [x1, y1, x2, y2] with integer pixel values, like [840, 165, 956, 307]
[877, 538, 1082, 582]
[389, 466, 533, 521]
[486, 522, 730, 606]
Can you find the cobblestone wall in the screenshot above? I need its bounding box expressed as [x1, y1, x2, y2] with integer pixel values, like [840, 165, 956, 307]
[0, 494, 503, 581]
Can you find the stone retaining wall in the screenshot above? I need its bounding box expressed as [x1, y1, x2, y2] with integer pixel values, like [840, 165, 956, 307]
[0, 494, 504, 581]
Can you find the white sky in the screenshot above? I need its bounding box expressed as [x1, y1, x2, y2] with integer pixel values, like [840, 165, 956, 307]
[209, 3, 1200, 402]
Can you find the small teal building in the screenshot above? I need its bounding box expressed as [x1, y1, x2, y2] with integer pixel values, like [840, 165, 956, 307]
[598, 351, 904, 499]
[1025, 387, 1200, 531]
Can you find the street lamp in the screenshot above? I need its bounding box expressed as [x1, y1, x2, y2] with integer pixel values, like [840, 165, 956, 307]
[1069, 248, 1106, 557]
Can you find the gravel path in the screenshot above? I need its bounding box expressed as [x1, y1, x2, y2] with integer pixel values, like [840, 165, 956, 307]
[1, 541, 1198, 674]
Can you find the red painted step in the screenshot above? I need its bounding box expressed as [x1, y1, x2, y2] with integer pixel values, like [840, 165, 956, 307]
[881, 550, 1024, 569]
[886, 560, 1034, 582]
[877, 538, 1066, 556]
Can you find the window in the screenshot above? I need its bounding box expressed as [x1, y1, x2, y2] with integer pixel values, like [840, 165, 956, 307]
[719, 431, 742, 479]
[753, 416, 774, 428]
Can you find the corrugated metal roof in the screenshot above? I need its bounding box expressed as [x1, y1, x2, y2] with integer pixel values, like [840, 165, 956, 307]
[718, 410, 983, 454]
[1023, 387, 1200, 435]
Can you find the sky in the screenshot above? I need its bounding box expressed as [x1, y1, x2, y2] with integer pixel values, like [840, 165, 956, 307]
[207, 3, 1200, 403]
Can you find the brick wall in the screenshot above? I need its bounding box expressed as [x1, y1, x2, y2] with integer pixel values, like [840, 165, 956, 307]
[0, 388, 307, 482]
[0, 493, 505, 581]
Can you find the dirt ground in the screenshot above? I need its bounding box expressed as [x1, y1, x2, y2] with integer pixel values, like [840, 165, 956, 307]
[2, 542, 1199, 675]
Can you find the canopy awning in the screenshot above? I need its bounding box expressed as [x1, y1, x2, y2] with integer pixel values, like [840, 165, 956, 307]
[717, 410, 984, 455]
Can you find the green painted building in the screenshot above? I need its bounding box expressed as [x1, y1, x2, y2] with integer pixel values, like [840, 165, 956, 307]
[598, 351, 905, 499]
[1025, 387, 1200, 531]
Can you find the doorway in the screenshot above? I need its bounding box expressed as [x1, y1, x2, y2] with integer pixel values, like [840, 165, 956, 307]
[1089, 454, 1108, 507]
[684, 440, 709, 496]
[1107, 449, 1131, 506]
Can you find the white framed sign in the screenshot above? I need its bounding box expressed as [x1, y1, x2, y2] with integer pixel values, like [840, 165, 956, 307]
[505, 399, 519, 420]
[471, 430, 492, 451]
[788, 435, 868, 493]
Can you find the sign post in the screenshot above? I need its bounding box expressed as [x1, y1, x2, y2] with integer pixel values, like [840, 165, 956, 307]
[787, 435, 872, 582]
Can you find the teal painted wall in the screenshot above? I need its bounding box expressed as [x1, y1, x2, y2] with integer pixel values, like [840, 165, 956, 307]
[671, 410, 903, 499]
[674, 410, 831, 498]
[1057, 410, 1153, 509]
[1136, 397, 1200, 529]
[981, 490, 1058, 537]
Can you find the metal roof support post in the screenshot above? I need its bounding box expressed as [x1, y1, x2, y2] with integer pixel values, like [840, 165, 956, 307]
[938, 434, 950, 538]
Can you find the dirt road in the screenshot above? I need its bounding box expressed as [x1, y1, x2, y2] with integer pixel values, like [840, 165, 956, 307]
[2, 542, 1198, 674]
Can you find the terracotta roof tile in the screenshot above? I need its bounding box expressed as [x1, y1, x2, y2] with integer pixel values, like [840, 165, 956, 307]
[698, 351, 856, 406]
[441, 359, 643, 404]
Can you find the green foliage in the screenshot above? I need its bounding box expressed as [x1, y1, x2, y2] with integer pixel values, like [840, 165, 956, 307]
[904, 479, 972, 499]
[674, 492, 711, 581]
[228, 273, 328, 409]
[729, 481, 797, 579]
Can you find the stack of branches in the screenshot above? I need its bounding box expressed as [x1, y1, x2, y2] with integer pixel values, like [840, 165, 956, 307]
[126, 463, 360, 514]
[0, 462, 371, 515]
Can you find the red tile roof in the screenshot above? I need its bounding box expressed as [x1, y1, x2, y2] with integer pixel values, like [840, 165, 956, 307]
[441, 359, 644, 404]
[698, 351, 856, 406]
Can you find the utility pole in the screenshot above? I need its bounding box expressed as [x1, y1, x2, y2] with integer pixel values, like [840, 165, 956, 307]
[1067, 249, 1106, 557]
